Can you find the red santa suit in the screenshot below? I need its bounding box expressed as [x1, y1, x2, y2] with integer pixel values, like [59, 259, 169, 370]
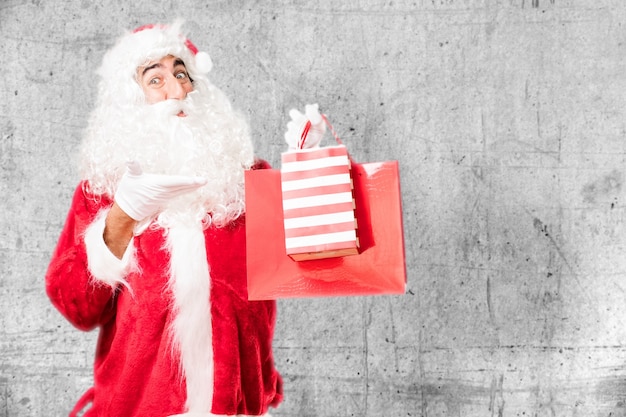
[46, 172, 283, 416]
[46, 21, 283, 416]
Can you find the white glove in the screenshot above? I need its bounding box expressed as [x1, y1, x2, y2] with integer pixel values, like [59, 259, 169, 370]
[114, 161, 207, 221]
[284, 103, 326, 150]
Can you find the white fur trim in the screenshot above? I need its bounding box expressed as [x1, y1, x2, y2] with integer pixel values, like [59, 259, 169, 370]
[167, 223, 214, 413]
[84, 209, 135, 290]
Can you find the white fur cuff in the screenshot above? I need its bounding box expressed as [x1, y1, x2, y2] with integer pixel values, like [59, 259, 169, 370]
[84, 208, 135, 289]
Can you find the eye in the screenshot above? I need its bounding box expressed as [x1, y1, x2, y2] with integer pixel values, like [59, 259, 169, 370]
[176, 71, 189, 81]
[144, 74, 163, 88]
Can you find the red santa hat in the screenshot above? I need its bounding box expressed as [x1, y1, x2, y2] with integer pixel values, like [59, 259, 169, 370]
[131, 22, 213, 73]
[96, 20, 213, 105]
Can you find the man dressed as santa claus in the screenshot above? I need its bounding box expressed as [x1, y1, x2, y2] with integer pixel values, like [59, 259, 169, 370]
[46, 21, 284, 417]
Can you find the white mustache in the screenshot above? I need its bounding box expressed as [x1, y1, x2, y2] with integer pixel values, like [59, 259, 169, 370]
[150, 98, 189, 117]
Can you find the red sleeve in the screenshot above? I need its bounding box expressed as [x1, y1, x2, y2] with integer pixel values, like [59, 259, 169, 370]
[45, 182, 117, 331]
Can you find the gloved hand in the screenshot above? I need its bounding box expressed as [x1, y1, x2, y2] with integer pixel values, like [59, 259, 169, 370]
[284, 103, 326, 149]
[114, 161, 207, 221]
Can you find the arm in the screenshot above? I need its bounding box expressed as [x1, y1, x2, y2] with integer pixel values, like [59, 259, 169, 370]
[46, 164, 208, 330]
[104, 202, 136, 259]
[45, 183, 124, 331]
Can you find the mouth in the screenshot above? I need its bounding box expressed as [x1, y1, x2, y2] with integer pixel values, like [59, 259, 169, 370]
[177, 110, 187, 117]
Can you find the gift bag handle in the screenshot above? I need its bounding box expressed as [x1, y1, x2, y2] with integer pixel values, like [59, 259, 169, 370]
[298, 114, 343, 149]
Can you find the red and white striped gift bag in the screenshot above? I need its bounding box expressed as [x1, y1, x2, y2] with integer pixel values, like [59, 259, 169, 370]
[280, 144, 359, 261]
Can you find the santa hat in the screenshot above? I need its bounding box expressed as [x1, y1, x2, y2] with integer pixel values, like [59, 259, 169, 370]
[96, 20, 212, 105]
[131, 22, 213, 74]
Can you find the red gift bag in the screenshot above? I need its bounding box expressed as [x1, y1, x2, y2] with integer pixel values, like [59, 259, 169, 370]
[245, 160, 406, 300]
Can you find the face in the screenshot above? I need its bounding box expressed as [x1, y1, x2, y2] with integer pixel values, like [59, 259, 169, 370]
[137, 55, 193, 111]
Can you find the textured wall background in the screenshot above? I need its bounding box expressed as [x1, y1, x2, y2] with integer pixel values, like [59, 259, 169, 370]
[2, 0, 626, 416]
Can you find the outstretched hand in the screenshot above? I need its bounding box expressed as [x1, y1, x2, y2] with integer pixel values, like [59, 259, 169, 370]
[114, 161, 207, 221]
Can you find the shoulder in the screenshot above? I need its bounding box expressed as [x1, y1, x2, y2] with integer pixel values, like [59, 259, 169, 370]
[65, 181, 112, 216]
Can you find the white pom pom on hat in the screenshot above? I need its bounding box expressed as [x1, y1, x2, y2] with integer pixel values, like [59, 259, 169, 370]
[182, 35, 213, 73]
[193, 51, 213, 73]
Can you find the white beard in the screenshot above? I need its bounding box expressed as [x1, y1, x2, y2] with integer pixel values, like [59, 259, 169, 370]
[79, 81, 254, 228]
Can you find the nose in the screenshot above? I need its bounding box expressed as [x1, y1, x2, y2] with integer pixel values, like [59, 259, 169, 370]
[165, 75, 187, 100]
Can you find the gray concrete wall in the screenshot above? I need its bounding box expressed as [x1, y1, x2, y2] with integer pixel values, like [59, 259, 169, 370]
[2, 0, 626, 416]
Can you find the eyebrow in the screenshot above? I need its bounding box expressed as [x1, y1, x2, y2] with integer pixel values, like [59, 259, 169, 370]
[141, 62, 162, 77]
[141, 59, 187, 77]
